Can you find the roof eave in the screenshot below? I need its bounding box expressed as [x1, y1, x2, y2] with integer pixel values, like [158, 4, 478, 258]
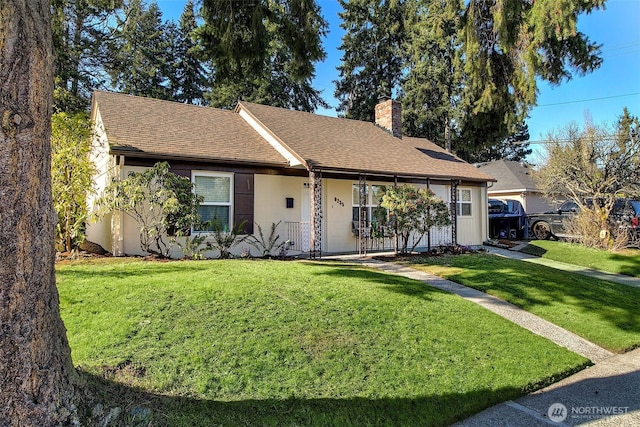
[488, 188, 541, 194]
[306, 162, 494, 182]
[235, 101, 309, 169]
[109, 148, 290, 168]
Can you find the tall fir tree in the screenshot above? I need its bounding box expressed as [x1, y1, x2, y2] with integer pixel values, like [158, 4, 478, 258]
[461, 0, 605, 134]
[335, 0, 603, 161]
[168, 0, 208, 105]
[401, 0, 464, 151]
[52, 0, 123, 112]
[106, 0, 173, 99]
[334, 0, 407, 121]
[197, 0, 328, 111]
[1, 0, 79, 423]
[467, 121, 532, 163]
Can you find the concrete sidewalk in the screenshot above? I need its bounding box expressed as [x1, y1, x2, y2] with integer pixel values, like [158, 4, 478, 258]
[453, 347, 640, 426]
[351, 256, 638, 426]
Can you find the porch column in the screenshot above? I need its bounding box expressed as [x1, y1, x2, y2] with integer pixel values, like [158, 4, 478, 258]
[393, 176, 398, 254]
[358, 174, 367, 256]
[450, 180, 459, 245]
[426, 178, 431, 252]
[309, 169, 323, 258]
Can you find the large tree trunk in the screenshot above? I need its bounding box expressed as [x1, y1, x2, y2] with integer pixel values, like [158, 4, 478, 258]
[0, 0, 79, 425]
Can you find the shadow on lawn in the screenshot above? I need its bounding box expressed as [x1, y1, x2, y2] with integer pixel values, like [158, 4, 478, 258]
[607, 252, 640, 277]
[307, 262, 445, 301]
[79, 370, 523, 427]
[408, 255, 640, 349]
[56, 263, 211, 280]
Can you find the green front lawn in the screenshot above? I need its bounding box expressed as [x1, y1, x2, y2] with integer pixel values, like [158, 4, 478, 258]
[405, 254, 640, 353]
[57, 259, 587, 426]
[521, 240, 640, 277]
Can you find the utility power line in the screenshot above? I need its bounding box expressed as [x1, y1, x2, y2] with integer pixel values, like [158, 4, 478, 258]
[513, 132, 638, 145]
[536, 92, 640, 107]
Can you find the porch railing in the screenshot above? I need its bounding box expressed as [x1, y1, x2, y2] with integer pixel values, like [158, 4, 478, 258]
[285, 221, 310, 252]
[284, 221, 453, 254]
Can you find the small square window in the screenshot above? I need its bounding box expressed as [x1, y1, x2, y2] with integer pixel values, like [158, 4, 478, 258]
[456, 188, 472, 217]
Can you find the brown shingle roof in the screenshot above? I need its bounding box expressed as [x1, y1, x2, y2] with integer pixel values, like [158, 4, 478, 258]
[92, 91, 493, 182]
[238, 101, 494, 181]
[92, 91, 288, 166]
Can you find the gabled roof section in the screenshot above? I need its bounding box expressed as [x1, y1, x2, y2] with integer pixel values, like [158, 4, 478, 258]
[477, 159, 539, 192]
[91, 91, 288, 167]
[238, 101, 494, 182]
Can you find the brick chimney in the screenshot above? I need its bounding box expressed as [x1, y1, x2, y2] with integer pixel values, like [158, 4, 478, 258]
[374, 98, 402, 138]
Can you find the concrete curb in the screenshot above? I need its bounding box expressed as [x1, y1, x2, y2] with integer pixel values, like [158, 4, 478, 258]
[454, 347, 640, 426]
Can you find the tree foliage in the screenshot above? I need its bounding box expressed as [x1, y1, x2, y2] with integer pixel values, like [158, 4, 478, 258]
[535, 109, 640, 248]
[51, 112, 96, 252]
[335, 0, 406, 121]
[465, 121, 532, 163]
[198, 0, 328, 110]
[380, 184, 451, 253]
[462, 0, 604, 131]
[401, 0, 464, 151]
[167, 0, 209, 105]
[105, 0, 173, 99]
[52, 0, 123, 112]
[95, 162, 202, 257]
[335, 0, 603, 161]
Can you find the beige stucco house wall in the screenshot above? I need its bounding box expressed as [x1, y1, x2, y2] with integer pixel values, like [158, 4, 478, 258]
[91, 168, 488, 257]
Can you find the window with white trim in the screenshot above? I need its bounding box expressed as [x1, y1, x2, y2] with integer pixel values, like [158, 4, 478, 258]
[352, 184, 386, 223]
[456, 188, 472, 216]
[192, 171, 233, 232]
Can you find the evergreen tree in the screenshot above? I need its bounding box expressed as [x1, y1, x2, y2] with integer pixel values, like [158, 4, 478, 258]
[401, 0, 464, 151]
[466, 121, 532, 163]
[335, 0, 604, 162]
[52, 0, 123, 112]
[106, 0, 172, 99]
[334, 0, 407, 121]
[462, 0, 605, 132]
[198, 0, 328, 111]
[1, 0, 79, 422]
[168, 0, 208, 105]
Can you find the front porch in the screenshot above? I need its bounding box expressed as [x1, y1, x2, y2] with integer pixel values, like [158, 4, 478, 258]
[253, 172, 487, 258]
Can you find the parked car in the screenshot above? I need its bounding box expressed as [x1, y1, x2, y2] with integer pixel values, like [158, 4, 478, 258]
[488, 198, 527, 239]
[527, 199, 640, 243]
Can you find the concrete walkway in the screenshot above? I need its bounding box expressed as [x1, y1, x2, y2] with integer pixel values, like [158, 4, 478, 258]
[358, 259, 614, 363]
[342, 253, 639, 426]
[484, 245, 640, 288]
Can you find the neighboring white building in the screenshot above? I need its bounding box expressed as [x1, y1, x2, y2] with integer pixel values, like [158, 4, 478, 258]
[477, 160, 554, 214]
[88, 91, 494, 258]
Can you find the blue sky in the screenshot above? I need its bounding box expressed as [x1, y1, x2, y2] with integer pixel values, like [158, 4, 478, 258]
[157, 0, 640, 153]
